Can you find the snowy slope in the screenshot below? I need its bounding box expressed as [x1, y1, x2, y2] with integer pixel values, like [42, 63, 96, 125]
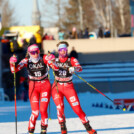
[1, 113, 134, 134]
[0, 91, 134, 134]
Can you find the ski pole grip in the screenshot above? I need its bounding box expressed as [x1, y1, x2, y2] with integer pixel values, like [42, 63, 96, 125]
[48, 51, 51, 55]
[13, 54, 16, 66]
[13, 54, 16, 58]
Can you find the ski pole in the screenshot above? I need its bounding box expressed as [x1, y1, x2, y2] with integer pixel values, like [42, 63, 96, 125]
[47, 65, 51, 120]
[13, 54, 17, 134]
[74, 72, 126, 111]
[52, 69, 65, 121]
[47, 51, 65, 121]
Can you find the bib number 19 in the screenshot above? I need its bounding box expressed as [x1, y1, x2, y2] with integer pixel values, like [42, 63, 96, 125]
[34, 71, 41, 77]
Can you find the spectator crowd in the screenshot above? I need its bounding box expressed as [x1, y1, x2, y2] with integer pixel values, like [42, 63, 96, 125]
[56, 27, 111, 40]
[40, 26, 111, 41]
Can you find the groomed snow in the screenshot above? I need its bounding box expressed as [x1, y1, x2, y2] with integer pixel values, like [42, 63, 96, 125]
[0, 91, 134, 134]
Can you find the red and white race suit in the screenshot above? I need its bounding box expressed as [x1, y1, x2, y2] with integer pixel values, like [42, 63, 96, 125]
[52, 57, 89, 124]
[10, 55, 59, 131]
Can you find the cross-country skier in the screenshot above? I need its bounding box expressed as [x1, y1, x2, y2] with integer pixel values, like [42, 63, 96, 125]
[9, 44, 58, 134]
[51, 41, 97, 134]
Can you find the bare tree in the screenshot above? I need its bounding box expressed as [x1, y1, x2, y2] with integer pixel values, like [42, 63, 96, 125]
[40, 0, 130, 35]
[41, 0, 67, 28]
[90, 0, 130, 35]
[78, 0, 83, 30]
[60, 0, 96, 32]
[91, 0, 109, 28]
[0, 0, 3, 6]
[0, 0, 4, 15]
[1, 0, 16, 27]
[41, 0, 56, 27]
[82, 0, 96, 31]
[62, 0, 80, 30]
[54, 0, 63, 28]
[53, 0, 68, 29]
[115, 0, 125, 32]
[113, 0, 130, 35]
[41, 0, 95, 31]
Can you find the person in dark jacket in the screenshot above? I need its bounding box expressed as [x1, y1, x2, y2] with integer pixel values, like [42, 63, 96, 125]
[70, 47, 78, 59]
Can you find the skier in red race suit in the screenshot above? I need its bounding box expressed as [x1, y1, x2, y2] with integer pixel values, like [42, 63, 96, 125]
[52, 41, 97, 134]
[9, 44, 58, 134]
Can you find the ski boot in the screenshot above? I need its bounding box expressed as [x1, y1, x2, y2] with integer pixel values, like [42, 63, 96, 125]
[29, 129, 34, 134]
[84, 122, 97, 134]
[60, 122, 67, 134]
[40, 125, 47, 134]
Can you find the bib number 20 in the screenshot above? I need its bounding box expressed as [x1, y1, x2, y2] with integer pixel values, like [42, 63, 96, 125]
[59, 70, 67, 76]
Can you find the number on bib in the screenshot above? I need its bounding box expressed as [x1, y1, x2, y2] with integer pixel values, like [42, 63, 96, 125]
[59, 70, 67, 76]
[34, 71, 41, 77]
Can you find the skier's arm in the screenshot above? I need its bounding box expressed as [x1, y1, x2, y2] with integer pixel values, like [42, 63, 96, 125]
[43, 54, 59, 71]
[9, 57, 28, 73]
[70, 57, 82, 73]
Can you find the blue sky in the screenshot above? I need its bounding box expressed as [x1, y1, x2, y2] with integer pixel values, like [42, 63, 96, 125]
[9, 0, 68, 27]
[9, 0, 51, 26]
[9, 0, 33, 26]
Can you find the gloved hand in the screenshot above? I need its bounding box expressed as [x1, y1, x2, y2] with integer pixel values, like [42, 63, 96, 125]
[69, 67, 75, 74]
[46, 54, 55, 62]
[9, 56, 17, 64]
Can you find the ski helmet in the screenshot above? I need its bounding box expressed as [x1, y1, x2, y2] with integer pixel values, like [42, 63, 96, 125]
[28, 44, 39, 54]
[57, 41, 69, 58]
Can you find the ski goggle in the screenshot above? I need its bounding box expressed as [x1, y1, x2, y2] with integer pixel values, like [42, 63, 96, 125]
[58, 48, 67, 52]
[30, 50, 39, 55]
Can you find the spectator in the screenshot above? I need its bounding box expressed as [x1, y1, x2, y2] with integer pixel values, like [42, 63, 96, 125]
[67, 31, 72, 39]
[42, 33, 54, 40]
[22, 39, 28, 55]
[70, 46, 78, 59]
[78, 29, 83, 39]
[89, 32, 97, 39]
[42, 33, 49, 40]
[22, 39, 28, 48]
[29, 35, 36, 45]
[58, 30, 65, 40]
[49, 35, 54, 40]
[71, 27, 78, 39]
[98, 27, 104, 38]
[83, 27, 89, 38]
[104, 27, 111, 38]
[11, 36, 19, 54]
